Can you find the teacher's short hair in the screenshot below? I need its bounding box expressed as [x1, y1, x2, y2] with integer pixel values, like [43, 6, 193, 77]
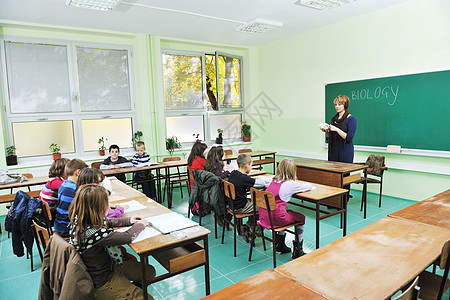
[334, 95, 350, 110]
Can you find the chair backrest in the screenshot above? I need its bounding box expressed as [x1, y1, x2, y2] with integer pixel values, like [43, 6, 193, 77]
[41, 200, 53, 223]
[393, 276, 419, 300]
[250, 187, 276, 211]
[91, 161, 102, 169]
[224, 149, 233, 156]
[163, 156, 181, 162]
[32, 220, 50, 250]
[23, 173, 33, 179]
[188, 167, 195, 182]
[439, 240, 450, 270]
[238, 148, 252, 154]
[365, 154, 386, 177]
[223, 180, 236, 200]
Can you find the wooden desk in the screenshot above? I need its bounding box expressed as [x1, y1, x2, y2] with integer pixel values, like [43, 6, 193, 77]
[110, 179, 211, 299]
[225, 150, 276, 173]
[0, 176, 48, 191]
[389, 189, 450, 230]
[292, 157, 368, 217]
[102, 164, 165, 202]
[275, 217, 450, 300]
[202, 269, 326, 300]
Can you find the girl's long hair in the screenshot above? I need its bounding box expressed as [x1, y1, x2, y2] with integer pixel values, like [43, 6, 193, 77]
[69, 184, 109, 249]
[273, 158, 297, 182]
[76, 168, 105, 191]
[48, 158, 70, 178]
[187, 141, 207, 166]
[204, 146, 224, 174]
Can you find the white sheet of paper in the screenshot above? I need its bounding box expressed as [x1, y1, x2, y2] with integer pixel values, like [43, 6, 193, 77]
[114, 226, 161, 243]
[146, 212, 198, 234]
[136, 162, 159, 167]
[102, 176, 114, 194]
[120, 200, 147, 213]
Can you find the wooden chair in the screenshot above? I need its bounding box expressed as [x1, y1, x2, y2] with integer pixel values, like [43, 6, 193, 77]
[224, 149, 233, 156]
[418, 240, 450, 300]
[222, 180, 254, 257]
[91, 161, 102, 169]
[248, 187, 304, 269]
[163, 157, 189, 208]
[31, 220, 51, 262]
[9, 173, 33, 194]
[238, 148, 252, 154]
[355, 154, 388, 207]
[394, 276, 420, 300]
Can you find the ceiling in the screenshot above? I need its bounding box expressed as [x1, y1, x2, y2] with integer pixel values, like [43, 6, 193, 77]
[0, 0, 411, 46]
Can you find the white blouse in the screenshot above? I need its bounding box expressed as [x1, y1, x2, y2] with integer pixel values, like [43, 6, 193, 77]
[277, 180, 313, 202]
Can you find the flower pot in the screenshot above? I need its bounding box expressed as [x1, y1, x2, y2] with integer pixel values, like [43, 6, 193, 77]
[243, 136, 251, 142]
[6, 155, 18, 166]
[52, 153, 61, 160]
[215, 137, 223, 144]
[99, 149, 105, 156]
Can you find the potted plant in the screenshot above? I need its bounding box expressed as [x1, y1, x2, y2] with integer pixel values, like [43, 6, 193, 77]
[166, 136, 182, 156]
[242, 123, 251, 142]
[49, 143, 61, 160]
[6, 146, 18, 166]
[216, 128, 223, 144]
[98, 137, 107, 156]
[132, 130, 143, 149]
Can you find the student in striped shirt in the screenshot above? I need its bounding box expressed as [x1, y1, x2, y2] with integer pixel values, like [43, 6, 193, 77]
[39, 158, 70, 208]
[54, 158, 88, 237]
[131, 141, 156, 199]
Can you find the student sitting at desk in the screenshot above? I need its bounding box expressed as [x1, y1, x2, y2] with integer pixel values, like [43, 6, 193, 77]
[227, 153, 270, 242]
[204, 146, 230, 179]
[131, 141, 156, 199]
[187, 141, 207, 190]
[100, 144, 133, 183]
[54, 158, 88, 237]
[259, 158, 312, 258]
[39, 157, 70, 208]
[69, 184, 156, 299]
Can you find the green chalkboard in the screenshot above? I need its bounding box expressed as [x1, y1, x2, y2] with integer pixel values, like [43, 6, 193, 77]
[325, 70, 450, 152]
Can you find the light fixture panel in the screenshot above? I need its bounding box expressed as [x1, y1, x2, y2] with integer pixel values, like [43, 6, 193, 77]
[66, 0, 121, 11]
[295, 0, 356, 10]
[235, 19, 283, 34]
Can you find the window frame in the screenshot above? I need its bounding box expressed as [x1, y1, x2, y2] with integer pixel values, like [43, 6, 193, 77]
[0, 36, 137, 161]
[161, 49, 245, 147]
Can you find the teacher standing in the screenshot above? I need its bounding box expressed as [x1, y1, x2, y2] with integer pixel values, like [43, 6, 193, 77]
[323, 95, 357, 163]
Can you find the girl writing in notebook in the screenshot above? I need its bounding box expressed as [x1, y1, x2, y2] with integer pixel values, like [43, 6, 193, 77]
[258, 158, 312, 259]
[69, 184, 156, 299]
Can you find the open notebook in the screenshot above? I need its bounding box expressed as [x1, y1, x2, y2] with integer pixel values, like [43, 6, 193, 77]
[146, 212, 198, 234]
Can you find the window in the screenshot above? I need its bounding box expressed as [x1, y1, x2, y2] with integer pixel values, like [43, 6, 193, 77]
[162, 51, 243, 145]
[1, 40, 136, 158]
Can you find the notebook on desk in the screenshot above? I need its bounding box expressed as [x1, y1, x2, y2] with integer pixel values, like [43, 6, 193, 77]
[146, 212, 198, 234]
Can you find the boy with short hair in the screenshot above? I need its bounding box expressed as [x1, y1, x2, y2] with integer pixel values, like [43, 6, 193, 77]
[131, 141, 156, 199]
[227, 153, 269, 242]
[100, 144, 132, 183]
[54, 158, 88, 237]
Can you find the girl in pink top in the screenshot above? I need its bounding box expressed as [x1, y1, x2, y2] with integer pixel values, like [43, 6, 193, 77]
[258, 158, 312, 259]
[39, 158, 70, 207]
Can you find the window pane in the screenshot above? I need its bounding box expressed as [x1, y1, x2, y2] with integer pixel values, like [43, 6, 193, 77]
[5, 42, 71, 114]
[163, 53, 203, 110]
[166, 116, 204, 143]
[205, 54, 218, 111]
[210, 114, 242, 140]
[81, 118, 133, 151]
[77, 47, 131, 112]
[12, 121, 74, 157]
[218, 55, 241, 108]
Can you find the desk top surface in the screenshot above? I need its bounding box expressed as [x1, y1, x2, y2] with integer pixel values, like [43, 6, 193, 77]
[292, 157, 367, 173]
[389, 189, 450, 230]
[202, 269, 326, 300]
[224, 150, 276, 160]
[0, 175, 48, 189]
[109, 179, 210, 254]
[275, 217, 450, 300]
[101, 163, 164, 175]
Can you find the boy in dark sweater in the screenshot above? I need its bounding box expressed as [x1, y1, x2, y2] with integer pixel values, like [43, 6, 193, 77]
[100, 144, 132, 182]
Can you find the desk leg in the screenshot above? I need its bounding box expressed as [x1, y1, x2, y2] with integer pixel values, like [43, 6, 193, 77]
[315, 202, 320, 249]
[273, 154, 276, 174]
[166, 167, 173, 208]
[363, 179, 367, 219]
[140, 255, 148, 300]
[156, 168, 162, 203]
[343, 194, 347, 237]
[204, 236, 211, 295]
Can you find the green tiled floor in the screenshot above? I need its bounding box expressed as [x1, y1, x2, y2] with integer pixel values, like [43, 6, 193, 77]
[0, 188, 447, 300]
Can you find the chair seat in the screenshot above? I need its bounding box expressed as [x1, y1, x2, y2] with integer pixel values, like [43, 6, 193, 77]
[419, 271, 450, 300]
[169, 176, 188, 184]
[366, 178, 381, 184]
[227, 209, 253, 219]
[266, 221, 305, 233]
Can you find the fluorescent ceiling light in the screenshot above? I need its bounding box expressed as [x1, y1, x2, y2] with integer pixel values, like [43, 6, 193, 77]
[235, 19, 283, 34]
[65, 0, 121, 11]
[295, 0, 356, 10]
